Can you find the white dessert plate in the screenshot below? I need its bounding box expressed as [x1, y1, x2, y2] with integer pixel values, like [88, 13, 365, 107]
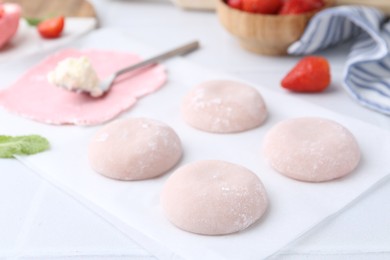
[0, 28, 389, 260]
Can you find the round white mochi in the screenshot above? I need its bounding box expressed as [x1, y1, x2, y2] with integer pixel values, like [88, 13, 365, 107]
[88, 118, 182, 181]
[181, 80, 267, 133]
[161, 160, 268, 235]
[263, 117, 361, 182]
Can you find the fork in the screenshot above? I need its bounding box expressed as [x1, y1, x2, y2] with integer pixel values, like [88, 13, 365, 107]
[89, 41, 199, 96]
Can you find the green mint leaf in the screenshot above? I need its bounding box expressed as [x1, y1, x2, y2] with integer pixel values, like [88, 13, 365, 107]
[24, 17, 43, 26]
[0, 135, 50, 158]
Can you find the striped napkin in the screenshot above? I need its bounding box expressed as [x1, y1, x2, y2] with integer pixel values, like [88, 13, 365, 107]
[288, 6, 390, 116]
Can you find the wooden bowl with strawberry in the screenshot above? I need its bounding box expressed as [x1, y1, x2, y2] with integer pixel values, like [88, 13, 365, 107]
[217, 0, 335, 55]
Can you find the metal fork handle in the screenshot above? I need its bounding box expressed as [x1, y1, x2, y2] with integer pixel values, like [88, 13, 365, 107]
[115, 41, 200, 76]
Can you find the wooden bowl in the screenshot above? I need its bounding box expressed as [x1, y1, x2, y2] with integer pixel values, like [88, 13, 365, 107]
[216, 0, 335, 56]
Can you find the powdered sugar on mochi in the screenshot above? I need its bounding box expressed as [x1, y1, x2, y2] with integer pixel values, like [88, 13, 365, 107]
[88, 118, 182, 181]
[181, 80, 267, 133]
[161, 160, 268, 235]
[0, 49, 166, 125]
[263, 117, 361, 182]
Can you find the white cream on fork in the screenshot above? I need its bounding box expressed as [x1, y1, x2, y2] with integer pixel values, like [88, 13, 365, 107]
[48, 56, 103, 97]
[47, 41, 199, 97]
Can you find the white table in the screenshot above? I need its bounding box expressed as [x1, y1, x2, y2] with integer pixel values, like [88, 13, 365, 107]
[1, 0, 390, 259]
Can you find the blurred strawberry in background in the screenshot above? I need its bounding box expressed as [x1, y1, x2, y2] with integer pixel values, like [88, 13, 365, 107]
[279, 0, 325, 15]
[227, 0, 242, 9]
[241, 0, 283, 14]
[226, 0, 325, 15]
[37, 16, 65, 39]
[0, 4, 4, 17]
[0, 2, 21, 49]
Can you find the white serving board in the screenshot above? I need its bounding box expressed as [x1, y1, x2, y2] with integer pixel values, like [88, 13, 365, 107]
[0, 18, 97, 64]
[0, 28, 389, 260]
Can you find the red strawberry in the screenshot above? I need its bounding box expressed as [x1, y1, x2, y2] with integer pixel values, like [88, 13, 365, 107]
[38, 16, 65, 39]
[279, 0, 325, 15]
[241, 0, 283, 14]
[227, 0, 242, 9]
[0, 4, 4, 18]
[281, 56, 331, 92]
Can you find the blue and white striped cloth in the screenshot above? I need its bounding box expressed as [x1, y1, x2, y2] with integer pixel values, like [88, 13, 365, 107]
[288, 6, 390, 116]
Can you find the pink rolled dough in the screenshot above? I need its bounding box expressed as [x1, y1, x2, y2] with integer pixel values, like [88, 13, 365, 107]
[263, 117, 361, 182]
[88, 118, 182, 181]
[0, 49, 166, 125]
[161, 160, 268, 235]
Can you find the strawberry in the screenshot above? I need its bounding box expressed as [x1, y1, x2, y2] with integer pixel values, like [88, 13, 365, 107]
[241, 0, 283, 14]
[0, 4, 4, 18]
[38, 16, 65, 39]
[281, 56, 331, 92]
[279, 0, 325, 15]
[227, 0, 242, 10]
